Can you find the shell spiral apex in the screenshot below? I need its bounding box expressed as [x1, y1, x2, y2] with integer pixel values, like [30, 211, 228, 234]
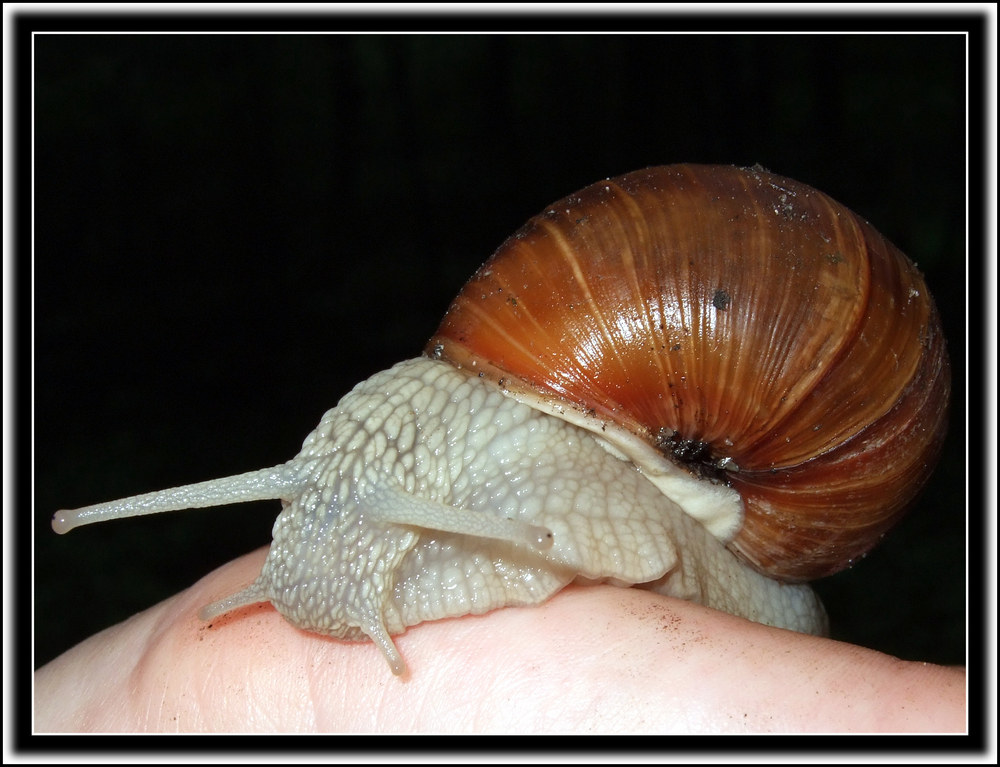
[427, 163, 950, 581]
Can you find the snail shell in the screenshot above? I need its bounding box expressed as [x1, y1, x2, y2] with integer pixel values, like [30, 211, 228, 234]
[428, 163, 950, 580]
[53, 164, 949, 675]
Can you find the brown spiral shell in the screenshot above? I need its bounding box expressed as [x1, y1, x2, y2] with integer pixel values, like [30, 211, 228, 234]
[426, 164, 950, 581]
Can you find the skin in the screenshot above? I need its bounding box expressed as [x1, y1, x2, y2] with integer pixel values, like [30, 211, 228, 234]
[34, 548, 965, 734]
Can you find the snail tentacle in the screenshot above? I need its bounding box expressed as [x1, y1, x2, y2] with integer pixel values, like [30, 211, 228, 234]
[52, 465, 304, 534]
[361, 483, 554, 551]
[198, 583, 269, 621]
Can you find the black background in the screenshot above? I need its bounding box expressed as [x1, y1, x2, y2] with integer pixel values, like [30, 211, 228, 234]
[32, 26, 971, 670]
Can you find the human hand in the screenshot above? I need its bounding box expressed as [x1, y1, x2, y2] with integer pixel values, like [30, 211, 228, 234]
[34, 547, 966, 734]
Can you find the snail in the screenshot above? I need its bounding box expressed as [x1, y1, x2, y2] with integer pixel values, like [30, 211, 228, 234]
[52, 163, 950, 676]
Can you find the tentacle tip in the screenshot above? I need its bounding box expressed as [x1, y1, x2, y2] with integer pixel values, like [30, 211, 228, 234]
[529, 524, 555, 551]
[364, 620, 408, 676]
[51, 510, 76, 535]
[378, 638, 408, 676]
[388, 654, 408, 677]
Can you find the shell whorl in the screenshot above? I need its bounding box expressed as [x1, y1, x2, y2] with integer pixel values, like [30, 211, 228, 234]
[427, 164, 950, 581]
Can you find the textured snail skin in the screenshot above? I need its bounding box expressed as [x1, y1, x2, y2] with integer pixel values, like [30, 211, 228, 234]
[53, 164, 948, 675]
[195, 359, 826, 673]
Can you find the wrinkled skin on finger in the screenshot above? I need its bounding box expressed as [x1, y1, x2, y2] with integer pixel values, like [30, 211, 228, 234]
[34, 548, 965, 734]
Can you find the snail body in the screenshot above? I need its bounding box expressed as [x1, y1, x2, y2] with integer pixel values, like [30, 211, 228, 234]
[53, 164, 949, 675]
